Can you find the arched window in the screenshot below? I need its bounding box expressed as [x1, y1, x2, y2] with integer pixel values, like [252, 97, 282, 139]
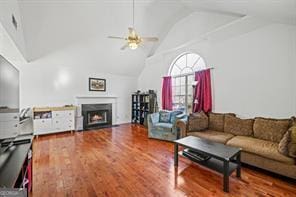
[169, 53, 206, 113]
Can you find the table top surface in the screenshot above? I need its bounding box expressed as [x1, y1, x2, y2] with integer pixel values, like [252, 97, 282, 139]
[0, 135, 33, 187]
[175, 136, 241, 161]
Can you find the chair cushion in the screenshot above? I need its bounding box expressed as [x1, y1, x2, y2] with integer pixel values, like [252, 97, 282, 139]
[208, 112, 236, 132]
[227, 136, 294, 165]
[187, 130, 234, 144]
[159, 111, 171, 123]
[154, 122, 173, 132]
[224, 115, 254, 136]
[188, 111, 208, 131]
[253, 117, 290, 143]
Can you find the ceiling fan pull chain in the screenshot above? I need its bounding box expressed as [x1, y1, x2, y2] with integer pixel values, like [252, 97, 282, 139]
[133, 0, 135, 28]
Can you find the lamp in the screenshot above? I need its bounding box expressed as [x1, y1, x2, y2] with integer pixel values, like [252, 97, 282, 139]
[129, 42, 138, 50]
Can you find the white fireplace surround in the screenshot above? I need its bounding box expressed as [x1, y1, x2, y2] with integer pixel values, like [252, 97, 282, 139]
[75, 95, 118, 125]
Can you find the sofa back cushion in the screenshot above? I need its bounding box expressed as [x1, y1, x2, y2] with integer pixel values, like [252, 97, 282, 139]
[253, 117, 290, 143]
[208, 112, 236, 132]
[224, 115, 254, 136]
[188, 111, 208, 132]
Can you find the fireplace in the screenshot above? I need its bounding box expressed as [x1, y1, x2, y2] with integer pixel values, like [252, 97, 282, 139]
[82, 103, 112, 130]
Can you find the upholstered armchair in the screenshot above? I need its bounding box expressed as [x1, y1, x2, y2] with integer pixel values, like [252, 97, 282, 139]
[148, 110, 187, 141]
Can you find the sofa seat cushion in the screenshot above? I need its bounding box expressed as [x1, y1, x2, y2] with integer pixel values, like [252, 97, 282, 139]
[187, 130, 234, 144]
[153, 122, 173, 132]
[227, 136, 294, 165]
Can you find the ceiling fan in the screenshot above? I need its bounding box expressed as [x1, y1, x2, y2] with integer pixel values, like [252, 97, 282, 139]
[108, 0, 159, 50]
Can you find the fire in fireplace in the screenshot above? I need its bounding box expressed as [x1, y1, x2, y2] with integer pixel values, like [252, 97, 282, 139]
[82, 103, 112, 130]
[87, 110, 108, 125]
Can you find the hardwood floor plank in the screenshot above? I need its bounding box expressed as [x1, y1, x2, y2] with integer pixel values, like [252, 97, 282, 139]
[32, 124, 296, 197]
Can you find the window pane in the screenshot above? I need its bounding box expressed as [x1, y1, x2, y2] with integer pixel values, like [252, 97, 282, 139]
[188, 75, 194, 84]
[175, 55, 186, 69]
[187, 54, 199, 68]
[171, 66, 181, 76]
[181, 67, 193, 75]
[193, 58, 206, 71]
[180, 76, 186, 85]
[180, 85, 186, 96]
[188, 85, 193, 96]
[175, 77, 181, 86]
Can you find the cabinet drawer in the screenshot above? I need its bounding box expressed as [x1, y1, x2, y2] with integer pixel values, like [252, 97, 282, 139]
[52, 111, 66, 118]
[0, 113, 19, 121]
[52, 118, 65, 131]
[65, 124, 75, 131]
[65, 110, 75, 117]
[34, 119, 52, 133]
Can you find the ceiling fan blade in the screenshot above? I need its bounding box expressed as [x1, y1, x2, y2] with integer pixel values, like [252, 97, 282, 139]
[108, 36, 126, 40]
[120, 43, 129, 50]
[141, 37, 159, 42]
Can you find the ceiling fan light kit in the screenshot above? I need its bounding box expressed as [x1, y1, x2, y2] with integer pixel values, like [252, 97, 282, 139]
[129, 42, 138, 50]
[108, 0, 159, 50]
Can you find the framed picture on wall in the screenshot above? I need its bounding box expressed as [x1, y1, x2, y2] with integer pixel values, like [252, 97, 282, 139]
[89, 78, 106, 91]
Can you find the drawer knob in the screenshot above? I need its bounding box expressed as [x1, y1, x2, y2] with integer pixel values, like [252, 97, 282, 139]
[13, 116, 18, 119]
[14, 124, 18, 127]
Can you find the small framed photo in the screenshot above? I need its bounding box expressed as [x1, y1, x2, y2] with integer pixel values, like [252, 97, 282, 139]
[89, 78, 106, 91]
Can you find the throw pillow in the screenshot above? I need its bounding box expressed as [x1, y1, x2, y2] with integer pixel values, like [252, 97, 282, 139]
[278, 129, 291, 156]
[288, 126, 296, 158]
[224, 115, 254, 136]
[290, 116, 296, 127]
[208, 112, 236, 132]
[253, 117, 290, 143]
[188, 111, 208, 132]
[159, 111, 171, 123]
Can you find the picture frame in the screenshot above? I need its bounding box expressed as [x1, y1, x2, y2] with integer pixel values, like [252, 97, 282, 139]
[89, 78, 106, 92]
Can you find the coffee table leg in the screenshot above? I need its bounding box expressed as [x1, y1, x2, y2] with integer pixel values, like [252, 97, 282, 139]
[223, 161, 229, 192]
[174, 143, 178, 167]
[236, 152, 241, 178]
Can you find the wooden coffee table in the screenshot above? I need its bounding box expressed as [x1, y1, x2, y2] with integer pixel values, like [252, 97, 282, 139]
[174, 136, 241, 192]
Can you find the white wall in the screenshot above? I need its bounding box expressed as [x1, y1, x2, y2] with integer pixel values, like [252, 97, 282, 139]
[138, 16, 296, 118]
[20, 56, 137, 124]
[0, 0, 27, 58]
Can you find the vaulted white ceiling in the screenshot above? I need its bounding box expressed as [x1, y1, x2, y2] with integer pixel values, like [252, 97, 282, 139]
[15, 0, 296, 76]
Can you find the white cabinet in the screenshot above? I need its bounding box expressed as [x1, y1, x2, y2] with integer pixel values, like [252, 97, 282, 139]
[33, 107, 76, 136]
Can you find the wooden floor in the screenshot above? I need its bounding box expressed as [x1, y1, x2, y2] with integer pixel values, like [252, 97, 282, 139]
[32, 124, 296, 197]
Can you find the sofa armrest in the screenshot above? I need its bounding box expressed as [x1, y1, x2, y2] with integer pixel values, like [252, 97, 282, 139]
[149, 113, 159, 126]
[176, 118, 187, 138]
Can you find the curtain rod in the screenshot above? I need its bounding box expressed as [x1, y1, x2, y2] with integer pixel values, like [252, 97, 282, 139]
[169, 67, 214, 78]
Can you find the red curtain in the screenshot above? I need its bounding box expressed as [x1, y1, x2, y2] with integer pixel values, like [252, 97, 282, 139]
[162, 76, 173, 110]
[193, 69, 212, 113]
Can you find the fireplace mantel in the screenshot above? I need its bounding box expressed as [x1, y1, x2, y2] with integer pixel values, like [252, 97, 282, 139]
[75, 95, 118, 99]
[75, 95, 118, 124]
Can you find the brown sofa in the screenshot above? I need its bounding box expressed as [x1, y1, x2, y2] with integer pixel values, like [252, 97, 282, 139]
[176, 112, 296, 179]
